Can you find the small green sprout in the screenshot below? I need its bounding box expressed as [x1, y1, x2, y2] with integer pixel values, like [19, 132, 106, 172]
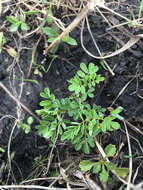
[7, 15, 30, 32]
[17, 116, 33, 134]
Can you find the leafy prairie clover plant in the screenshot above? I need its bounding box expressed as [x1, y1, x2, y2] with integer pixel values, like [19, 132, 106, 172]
[36, 63, 123, 154]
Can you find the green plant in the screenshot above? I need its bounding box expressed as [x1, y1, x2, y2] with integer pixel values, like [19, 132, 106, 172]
[7, 15, 30, 32]
[35, 62, 123, 154]
[0, 147, 5, 153]
[80, 144, 129, 182]
[42, 25, 77, 53]
[17, 116, 33, 134]
[41, 6, 77, 53]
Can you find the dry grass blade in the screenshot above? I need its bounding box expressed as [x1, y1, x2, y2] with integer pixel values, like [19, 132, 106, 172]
[123, 120, 132, 190]
[124, 120, 143, 136]
[43, 0, 143, 59]
[85, 16, 115, 76]
[134, 181, 143, 190]
[132, 162, 143, 184]
[80, 1, 143, 59]
[81, 27, 141, 59]
[6, 120, 17, 184]
[111, 77, 135, 106]
[0, 185, 70, 190]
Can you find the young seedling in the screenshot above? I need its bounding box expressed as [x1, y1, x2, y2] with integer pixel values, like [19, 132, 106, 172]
[7, 15, 30, 32]
[35, 62, 123, 154]
[80, 144, 129, 182]
[41, 6, 77, 53]
[42, 24, 77, 53]
[17, 116, 33, 134]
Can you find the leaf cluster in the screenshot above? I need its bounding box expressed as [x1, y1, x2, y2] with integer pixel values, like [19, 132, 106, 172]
[80, 144, 129, 182]
[17, 116, 33, 134]
[7, 15, 30, 32]
[41, 7, 77, 53]
[35, 63, 123, 154]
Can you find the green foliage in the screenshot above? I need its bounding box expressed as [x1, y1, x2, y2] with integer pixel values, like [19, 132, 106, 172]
[62, 36, 77, 46]
[68, 63, 104, 101]
[17, 116, 33, 134]
[35, 62, 123, 154]
[24, 11, 41, 15]
[80, 144, 129, 182]
[105, 144, 116, 157]
[41, 7, 77, 53]
[7, 15, 30, 32]
[0, 147, 5, 153]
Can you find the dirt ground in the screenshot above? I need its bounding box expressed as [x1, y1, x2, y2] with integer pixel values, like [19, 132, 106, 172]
[0, 0, 143, 189]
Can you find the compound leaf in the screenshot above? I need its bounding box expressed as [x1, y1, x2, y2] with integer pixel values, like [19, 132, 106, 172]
[80, 63, 88, 73]
[89, 63, 98, 74]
